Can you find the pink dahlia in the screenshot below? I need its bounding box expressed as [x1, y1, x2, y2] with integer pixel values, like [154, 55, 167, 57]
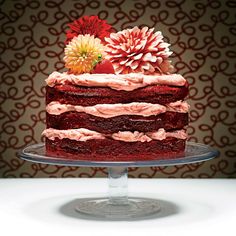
[105, 26, 173, 74]
[65, 15, 112, 45]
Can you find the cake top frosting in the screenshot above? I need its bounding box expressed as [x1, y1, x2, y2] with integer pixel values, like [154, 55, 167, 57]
[63, 15, 173, 75]
[46, 72, 186, 91]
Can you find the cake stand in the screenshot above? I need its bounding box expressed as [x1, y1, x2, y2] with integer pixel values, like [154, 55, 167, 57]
[19, 142, 219, 220]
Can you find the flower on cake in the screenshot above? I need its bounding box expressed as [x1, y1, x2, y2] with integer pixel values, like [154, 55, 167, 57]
[105, 26, 173, 74]
[65, 15, 112, 44]
[64, 34, 104, 74]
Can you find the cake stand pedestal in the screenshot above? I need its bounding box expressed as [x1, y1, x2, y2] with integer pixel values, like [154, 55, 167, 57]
[19, 142, 219, 220]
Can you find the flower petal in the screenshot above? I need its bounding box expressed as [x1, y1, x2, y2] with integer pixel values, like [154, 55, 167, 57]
[133, 53, 143, 60]
[130, 61, 139, 70]
[143, 53, 157, 62]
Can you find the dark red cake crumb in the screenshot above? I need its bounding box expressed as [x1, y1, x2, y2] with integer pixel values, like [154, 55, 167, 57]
[46, 111, 188, 133]
[45, 137, 186, 161]
[46, 82, 189, 106]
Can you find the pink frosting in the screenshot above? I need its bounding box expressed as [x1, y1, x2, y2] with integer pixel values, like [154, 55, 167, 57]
[165, 129, 188, 139]
[47, 101, 166, 117]
[46, 101, 189, 117]
[113, 129, 187, 142]
[46, 72, 186, 91]
[43, 128, 187, 142]
[42, 128, 105, 142]
[166, 100, 190, 113]
[111, 131, 152, 142]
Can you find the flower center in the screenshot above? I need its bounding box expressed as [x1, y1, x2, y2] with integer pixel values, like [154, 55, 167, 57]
[80, 51, 88, 58]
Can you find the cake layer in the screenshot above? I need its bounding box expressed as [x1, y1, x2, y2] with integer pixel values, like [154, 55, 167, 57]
[46, 111, 188, 133]
[46, 83, 188, 106]
[45, 137, 185, 161]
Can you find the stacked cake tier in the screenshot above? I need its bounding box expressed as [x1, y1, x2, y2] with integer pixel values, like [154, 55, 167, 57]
[43, 72, 189, 160]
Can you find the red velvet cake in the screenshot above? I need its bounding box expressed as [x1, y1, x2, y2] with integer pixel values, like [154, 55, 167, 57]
[43, 16, 189, 161]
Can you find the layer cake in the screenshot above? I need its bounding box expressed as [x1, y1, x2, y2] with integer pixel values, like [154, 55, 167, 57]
[43, 16, 189, 161]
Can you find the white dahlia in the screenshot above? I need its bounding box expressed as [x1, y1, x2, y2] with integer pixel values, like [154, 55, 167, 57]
[105, 26, 173, 74]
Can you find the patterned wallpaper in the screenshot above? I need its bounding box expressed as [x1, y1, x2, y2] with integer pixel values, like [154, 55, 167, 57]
[0, 0, 236, 178]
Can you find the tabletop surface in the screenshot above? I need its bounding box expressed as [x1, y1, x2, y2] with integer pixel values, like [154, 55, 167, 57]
[0, 178, 235, 236]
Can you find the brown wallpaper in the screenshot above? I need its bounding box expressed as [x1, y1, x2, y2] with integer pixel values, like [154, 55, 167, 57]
[0, 0, 236, 178]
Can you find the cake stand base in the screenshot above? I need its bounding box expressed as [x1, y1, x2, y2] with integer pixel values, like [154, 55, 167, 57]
[76, 166, 161, 220]
[75, 197, 160, 220]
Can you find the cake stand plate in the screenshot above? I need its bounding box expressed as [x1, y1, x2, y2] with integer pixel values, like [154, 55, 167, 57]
[19, 142, 219, 220]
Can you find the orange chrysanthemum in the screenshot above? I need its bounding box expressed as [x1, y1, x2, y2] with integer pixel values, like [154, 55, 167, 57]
[64, 34, 104, 74]
[105, 26, 173, 74]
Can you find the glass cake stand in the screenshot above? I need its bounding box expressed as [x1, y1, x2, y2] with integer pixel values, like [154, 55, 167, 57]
[19, 142, 219, 220]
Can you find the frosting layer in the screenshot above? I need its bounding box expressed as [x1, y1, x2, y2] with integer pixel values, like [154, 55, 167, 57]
[46, 72, 186, 91]
[43, 128, 105, 142]
[46, 101, 189, 118]
[43, 128, 187, 142]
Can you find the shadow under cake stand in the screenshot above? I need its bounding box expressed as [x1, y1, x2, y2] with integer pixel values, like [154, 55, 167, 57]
[19, 142, 219, 220]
